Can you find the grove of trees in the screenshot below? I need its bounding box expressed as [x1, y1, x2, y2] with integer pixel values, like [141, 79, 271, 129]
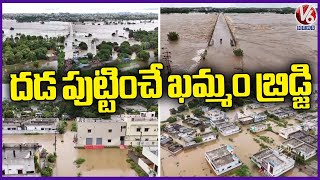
[2, 34, 65, 65]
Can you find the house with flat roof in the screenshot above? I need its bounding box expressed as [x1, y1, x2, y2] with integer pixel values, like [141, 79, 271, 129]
[279, 126, 302, 139]
[123, 112, 158, 147]
[2, 118, 59, 134]
[252, 112, 267, 122]
[250, 148, 295, 177]
[205, 145, 242, 175]
[204, 109, 226, 122]
[281, 138, 317, 160]
[216, 123, 241, 136]
[2, 143, 42, 176]
[76, 117, 127, 148]
[250, 123, 268, 133]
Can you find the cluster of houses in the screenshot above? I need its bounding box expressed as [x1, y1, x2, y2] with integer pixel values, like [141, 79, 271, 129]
[279, 130, 317, 161]
[236, 112, 267, 125]
[205, 109, 241, 136]
[295, 112, 318, 134]
[75, 111, 158, 148]
[267, 107, 297, 119]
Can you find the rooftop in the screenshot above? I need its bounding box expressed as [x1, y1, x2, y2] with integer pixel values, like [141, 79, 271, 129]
[283, 138, 304, 148]
[294, 144, 316, 154]
[263, 154, 284, 167]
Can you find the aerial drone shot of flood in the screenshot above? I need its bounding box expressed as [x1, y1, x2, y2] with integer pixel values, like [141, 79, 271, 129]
[160, 3, 318, 177]
[2, 3, 159, 177]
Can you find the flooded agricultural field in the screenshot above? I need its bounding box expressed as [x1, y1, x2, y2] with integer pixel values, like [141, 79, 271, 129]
[2, 122, 136, 177]
[161, 13, 218, 73]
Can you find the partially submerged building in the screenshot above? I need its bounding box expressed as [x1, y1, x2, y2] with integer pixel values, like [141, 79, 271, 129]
[205, 109, 226, 122]
[216, 122, 241, 136]
[250, 148, 295, 177]
[281, 138, 317, 160]
[2, 118, 59, 134]
[76, 117, 127, 148]
[205, 145, 242, 175]
[123, 112, 158, 147]
[2, 143, 42, 176]
[279, 126, 302, 139]
[250, 123, 268, 133]
[76, 111, 158, 148]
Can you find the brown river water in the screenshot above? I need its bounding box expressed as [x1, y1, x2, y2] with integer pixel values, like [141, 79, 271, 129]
[2, 122, 136, 177]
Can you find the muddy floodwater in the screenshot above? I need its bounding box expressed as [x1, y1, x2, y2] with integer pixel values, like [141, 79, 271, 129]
[161, 13, 218, 73]
[2, 122, 136, 177]
[202, 13, 318, 80]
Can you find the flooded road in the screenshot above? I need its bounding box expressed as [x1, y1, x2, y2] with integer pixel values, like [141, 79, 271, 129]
[2, 122, 136, 177]
[202, 14, 241, 77]
[161, 13, 217, 73]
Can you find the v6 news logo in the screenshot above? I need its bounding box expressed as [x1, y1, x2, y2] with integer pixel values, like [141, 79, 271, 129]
[296, 4, 317, 31]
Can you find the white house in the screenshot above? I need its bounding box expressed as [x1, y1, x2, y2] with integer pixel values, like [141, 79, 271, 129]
[2, 118, 59, 134]
[279, 126, 302, 139]
[205, 145, 242, 175]
[250, 148, 295, 177]
[76, 117, 127, 147]
[205, 109, 226, 122]
[2, 143, 42, 176]
[123, 112, 158, 147]
[216, 123, 241, 136]
[250, 123, 268, 133]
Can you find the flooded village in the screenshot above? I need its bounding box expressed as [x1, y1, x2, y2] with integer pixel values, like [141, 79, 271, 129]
[161, 92, 318, 176]
[2, 3, 159, 177]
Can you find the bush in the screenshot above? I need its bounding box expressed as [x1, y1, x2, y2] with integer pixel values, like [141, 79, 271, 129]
[79, 42, 88, 50]
[167, 116, 177, 123]
[192, 108, 204, 117]
[234, 165, 251, 176]
[169, 108, 177, 115]
[71, 122, 77, 132]
[87, 53, 93, 59]
[194, 136, 203, 143]
[74, 158, 86, 165]
[177, 104, 188, 112]
[137, 50, 150, 61]
[233, 48, 244, 56]
[57, 121, 67, 134]
[167, 32, 179, 41]
[47, 153, 57, 163]
[33, 61, 39, 68]
[41, 167, 53, 176]
[127, 159, 148, 176]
